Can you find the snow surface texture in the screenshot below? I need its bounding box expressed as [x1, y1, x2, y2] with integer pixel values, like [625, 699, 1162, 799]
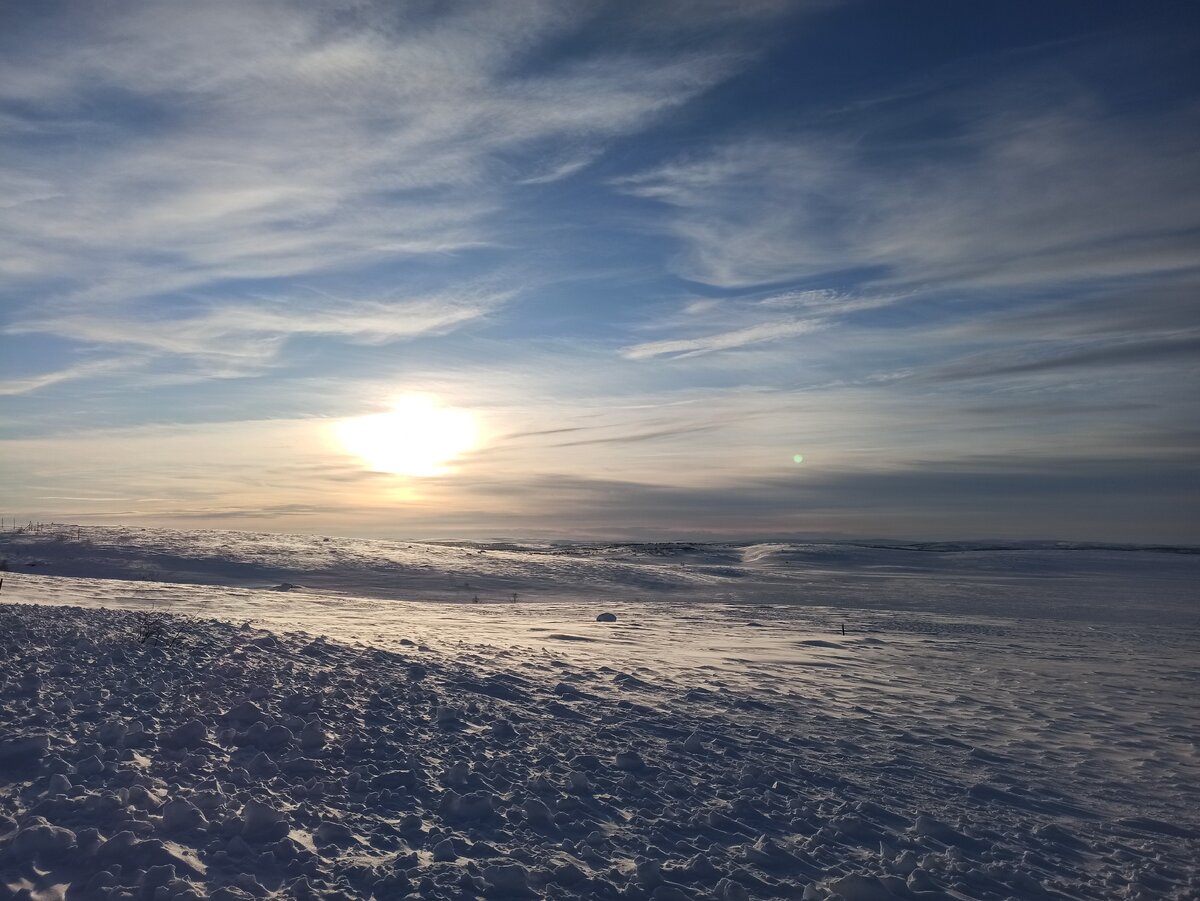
[0, 527, 1197, 899]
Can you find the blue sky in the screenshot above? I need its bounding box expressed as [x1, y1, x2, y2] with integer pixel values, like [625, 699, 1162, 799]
[2, 0, 1198, 541]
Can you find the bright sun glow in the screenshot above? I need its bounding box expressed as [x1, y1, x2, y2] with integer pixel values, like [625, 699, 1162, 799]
[335, 396, 478, 476]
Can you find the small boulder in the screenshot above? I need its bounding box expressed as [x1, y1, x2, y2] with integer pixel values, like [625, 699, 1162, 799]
[94, 832, 204, 877]
[282, 693, 318, 715]
[95, 720, 128, 747]
[314, 821, 355, 848]
[241, 800, 290, 842]
[439, 760, 468, 788]
[74, 755, 105, 777]
[161, 719, 210, 749]
[446, 790, 494, 821]
[223, 700, 269, 725]
[636, 859, 665, 888]
[128, 784, 162, 812]
[432, 837, 458, 862]
[0, 734, 50, 765]
[596, 612, 617, 623]
[12, 821, 77, 863]
[523, 798, 553, 826]
[299, 720, 327, 752]
[248, 751, 279, 777]
[483, 862, 532, 897]
[615, 749, 645, 771]
[162, 799, 207, 833]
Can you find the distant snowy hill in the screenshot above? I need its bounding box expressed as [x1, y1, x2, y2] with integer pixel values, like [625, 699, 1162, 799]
[2, 524, 1196, 624]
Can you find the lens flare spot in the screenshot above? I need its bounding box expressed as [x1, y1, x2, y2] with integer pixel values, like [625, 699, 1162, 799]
[793, 454, 804, 464]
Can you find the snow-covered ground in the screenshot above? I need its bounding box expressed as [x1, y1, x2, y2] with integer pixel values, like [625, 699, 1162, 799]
[0, 526, 1197, 899]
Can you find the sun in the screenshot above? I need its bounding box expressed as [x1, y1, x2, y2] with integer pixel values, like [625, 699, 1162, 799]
[335, 396, 478, 476]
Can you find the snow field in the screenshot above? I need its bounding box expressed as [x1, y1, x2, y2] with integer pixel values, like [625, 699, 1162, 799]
[1, 598, 1196, 900]
[0, 526, 1197, 899]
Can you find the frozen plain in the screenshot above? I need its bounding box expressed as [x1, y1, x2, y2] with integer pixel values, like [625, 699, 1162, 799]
[0, 526, 1196, 900]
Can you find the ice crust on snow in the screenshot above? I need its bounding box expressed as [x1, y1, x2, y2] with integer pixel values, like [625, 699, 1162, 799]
[0, 526, 1197, 899]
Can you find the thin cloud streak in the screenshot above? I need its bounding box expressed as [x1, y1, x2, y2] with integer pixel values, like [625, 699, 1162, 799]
[0, 359, 137, 396]
[550, 424, 716, 447]
[623, 318, 825, 360]
[935, 335, 1200, 380]
[9, 289, 514, 372]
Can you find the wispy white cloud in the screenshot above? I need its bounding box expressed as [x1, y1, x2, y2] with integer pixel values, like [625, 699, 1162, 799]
[617, 86, 1200, 291]
[623, 317, 824, 359]
[9, 287, 513, 373]
[619, 287, 900, 360]
[0, 0, 784, 352]
[515, 150, 604, 185]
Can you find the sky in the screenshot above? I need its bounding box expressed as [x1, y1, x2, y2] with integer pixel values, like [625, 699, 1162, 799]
[2, 0, 1198, 542]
